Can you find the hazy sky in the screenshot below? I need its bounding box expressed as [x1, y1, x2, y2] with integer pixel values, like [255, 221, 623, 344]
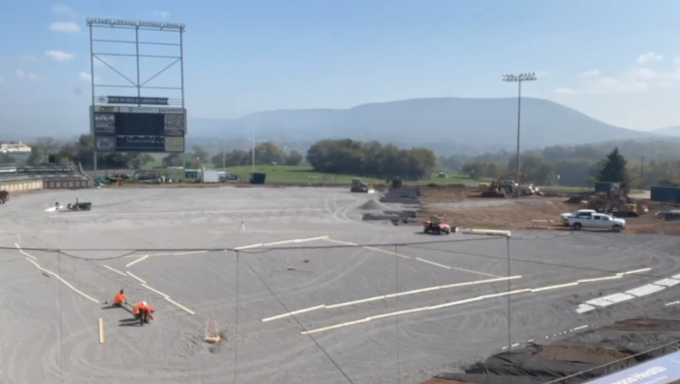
[2, 0, 680, 133]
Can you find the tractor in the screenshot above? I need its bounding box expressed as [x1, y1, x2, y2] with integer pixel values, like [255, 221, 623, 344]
[66, 198, 92, 211]
[423, 215, 451, 235]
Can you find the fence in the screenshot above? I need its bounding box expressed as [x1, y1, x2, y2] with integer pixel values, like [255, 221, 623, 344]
[1, 230, 677, 384]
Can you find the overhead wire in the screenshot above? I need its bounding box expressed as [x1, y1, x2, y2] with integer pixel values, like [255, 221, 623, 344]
[4, 231, 676, 383]
[10, 232, 674, 281]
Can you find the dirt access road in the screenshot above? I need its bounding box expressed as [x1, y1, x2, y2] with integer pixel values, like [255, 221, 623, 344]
[415, 186, 680, 235]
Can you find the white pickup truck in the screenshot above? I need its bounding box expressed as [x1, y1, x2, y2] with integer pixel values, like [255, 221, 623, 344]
[567, 212, 626, 232]
[560, 209, 597, 226]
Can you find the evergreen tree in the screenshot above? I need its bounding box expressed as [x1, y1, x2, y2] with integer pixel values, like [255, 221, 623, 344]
[597, 147, 630, 188]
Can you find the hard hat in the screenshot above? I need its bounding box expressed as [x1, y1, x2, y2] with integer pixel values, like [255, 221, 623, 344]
[142, 301, 147, 306]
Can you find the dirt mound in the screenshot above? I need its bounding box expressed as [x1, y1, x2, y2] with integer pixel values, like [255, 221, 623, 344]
[565, 195, 584, 204]
[358, 200, 390, 210]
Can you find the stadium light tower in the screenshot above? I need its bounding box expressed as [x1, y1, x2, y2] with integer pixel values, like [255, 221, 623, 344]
[502, 72, 537, 196]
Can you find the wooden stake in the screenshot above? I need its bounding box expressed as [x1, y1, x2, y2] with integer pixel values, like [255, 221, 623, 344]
[99, 318, 105, 344]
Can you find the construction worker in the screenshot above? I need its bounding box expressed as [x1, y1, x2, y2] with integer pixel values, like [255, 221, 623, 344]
[112, 289, 126, 307]
[132, 301, 154, 326]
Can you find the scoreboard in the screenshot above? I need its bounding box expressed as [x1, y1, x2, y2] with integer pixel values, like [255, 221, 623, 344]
[90, 105, 187, 153]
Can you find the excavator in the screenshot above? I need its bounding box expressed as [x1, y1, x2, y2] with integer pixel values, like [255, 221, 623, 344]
[479, 173, 529, 198]
[350, 178, 374, 193]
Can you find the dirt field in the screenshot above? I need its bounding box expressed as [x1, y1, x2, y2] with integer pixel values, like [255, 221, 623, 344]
[415, 186, 680, 235]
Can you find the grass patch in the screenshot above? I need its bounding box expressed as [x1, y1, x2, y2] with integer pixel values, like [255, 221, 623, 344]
[137, 164, 482, 185]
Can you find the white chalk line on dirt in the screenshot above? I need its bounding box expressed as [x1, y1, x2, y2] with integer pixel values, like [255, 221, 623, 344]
[125, 271, 147, 284]
[126, 275, 195, 316]
[15, 243, 37, 260]
[120, 236, 331, 258]
[18, 251, 100, 304]
[234, 236, 330, 251]
[262, 275, 523, 323]
[125, 254, 149, 267]
[323, 238, 502, 278]
[122, 250, 208, 259]
[103, 265, 126, 276]
[500, 325, 590, 350]
[298, 270, 642, 335]
[301, 288, 532, 335]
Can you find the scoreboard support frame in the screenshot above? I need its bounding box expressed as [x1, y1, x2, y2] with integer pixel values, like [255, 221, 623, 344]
[87, 17, 186, 176]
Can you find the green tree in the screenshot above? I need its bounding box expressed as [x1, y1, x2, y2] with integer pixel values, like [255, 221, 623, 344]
[192, 146, 210, 163]
[250, 142, 287, 165]
[285, 150, 303, 166]
[597, 147, 630, 188]
[305, 139, 435, 179]
[0, 153, 15, 164]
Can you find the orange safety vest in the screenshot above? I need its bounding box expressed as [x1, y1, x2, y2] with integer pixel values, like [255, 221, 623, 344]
[113, 293, 125, 304]
[132, 302, 144, 315]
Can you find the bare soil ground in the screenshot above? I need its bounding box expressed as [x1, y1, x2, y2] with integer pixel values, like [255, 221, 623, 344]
[414, 186, 680, 235]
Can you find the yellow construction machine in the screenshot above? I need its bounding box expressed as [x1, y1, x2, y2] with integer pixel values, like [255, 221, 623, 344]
[586, 188, 649, 217]
[480, 173, 527, 198]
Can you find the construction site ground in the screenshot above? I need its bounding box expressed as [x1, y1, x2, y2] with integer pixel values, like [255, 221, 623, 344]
[415, 185, 680, 235]
[2, 186, 680, 384]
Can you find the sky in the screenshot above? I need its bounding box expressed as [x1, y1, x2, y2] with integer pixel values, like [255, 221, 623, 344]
[2, 0, 680, 135]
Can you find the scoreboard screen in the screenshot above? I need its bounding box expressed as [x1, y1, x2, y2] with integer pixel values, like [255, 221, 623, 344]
[90, 105, 187, 153]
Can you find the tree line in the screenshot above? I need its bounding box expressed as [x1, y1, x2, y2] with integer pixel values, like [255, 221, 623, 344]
[7, 135, 435, 179]
[442, 138, 680, 189]
[306, 139, 436, 179]
[9, 133, 674, 187]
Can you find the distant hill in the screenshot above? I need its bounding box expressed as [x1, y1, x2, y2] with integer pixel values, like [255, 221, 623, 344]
[194, 97, 656, 155]
[654, 125, 680, 137]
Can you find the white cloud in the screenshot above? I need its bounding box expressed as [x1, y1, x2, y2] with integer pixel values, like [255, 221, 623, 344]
[631, 67, 658, 79]
[21, 55, 39, 62]
[45, 49, 74, 62]
[152, 10, 170, 19]
[555, 53, 680, 96]
[15, 70, 39, 81]
[673, 56, 680, 65]
[52, 4, 77, 18]
[587, 77, 647, 94]
[553, 87, 580, 95]
[579, 69, 600, 77]
[79, 71, 100, 82]
[49, 21, 80, 33]
[637, 51, 663, 64]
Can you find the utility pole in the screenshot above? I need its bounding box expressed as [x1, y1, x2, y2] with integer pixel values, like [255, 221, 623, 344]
[250, 121, 255, 174]
[640, 156, 644, 188]
[222, 136, 226, 170]
[502, 73, 537, 196]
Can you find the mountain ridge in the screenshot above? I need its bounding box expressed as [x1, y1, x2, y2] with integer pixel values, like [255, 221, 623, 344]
[189, 97, 657, 155]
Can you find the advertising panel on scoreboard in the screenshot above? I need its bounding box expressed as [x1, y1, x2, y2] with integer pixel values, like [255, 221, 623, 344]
[159, 107, 184, 114]
[165, 136, 185, 152]
[94, 136, 116, 151]
[164, 113, 185, 136]
[93, 113, 116, 135]
[94, 105, 120, 113]
[116, 135, 165, 152]
[120, 106, 161, 114]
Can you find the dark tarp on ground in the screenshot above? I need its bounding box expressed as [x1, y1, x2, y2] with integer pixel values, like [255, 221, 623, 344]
[435, 372, 547, 384]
